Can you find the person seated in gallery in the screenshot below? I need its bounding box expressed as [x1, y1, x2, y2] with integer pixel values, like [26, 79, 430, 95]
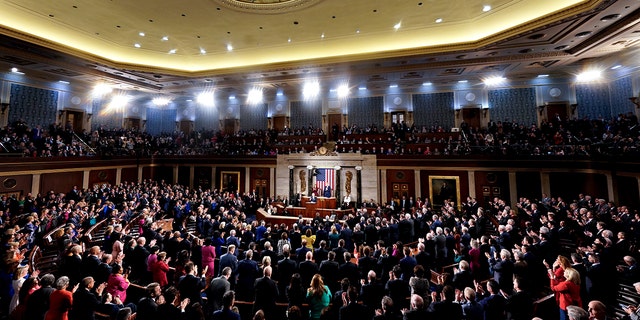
[343, 194, 352, 208]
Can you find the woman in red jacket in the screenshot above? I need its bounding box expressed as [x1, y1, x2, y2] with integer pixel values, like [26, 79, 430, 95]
[550, 267, 582, 320]
[45, 276, 77, 320]
[152, 251, 171, 287]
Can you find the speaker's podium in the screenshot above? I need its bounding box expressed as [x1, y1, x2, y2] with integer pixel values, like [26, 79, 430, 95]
[295, 196, 337, 218]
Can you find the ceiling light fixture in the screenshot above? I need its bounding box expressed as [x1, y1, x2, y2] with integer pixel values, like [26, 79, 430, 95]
[358, 86, 367, 91]
[537, 74, 549, 78]
[247, 88, 263, 104]
[458, 80, 468, 83]
[161, 36, 169, 41]
[196, 92, 214, 106]
[10, 67, 24, 74]
[435, 18, 443, 23]
[287, 38, 292, 43]
[168, 49, 177, 54]
[58, 80, 70, 84]
[576, 70, 602, 82]
[139, 32, 145, 37]
[483, 5, 492, 12]
[152, 97, 171, 106]
[200, 48, 206, 54]
[611, 65, 622, 70]
[483, 76, 506, 86]
[321, 33, 325, 39]
[134, 43, 141, 48]
[226, 44, 233, 51]
[422, 82, 432, 86]
[303, 81, 320, 98]
[394, 22, 401, 30]
[337, 85, 349, 98]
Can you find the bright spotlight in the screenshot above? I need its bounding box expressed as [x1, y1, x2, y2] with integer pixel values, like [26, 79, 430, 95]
[197, 92, 215, 106]
[576, 70, 602, 82]
[152, 97, 171, 106]
[303, 81, 320, 98]
[337, 85, 349, 98]
[483, 76, 506, 86]
[92, 84, 113, 96]
[247, 88, 263, 104]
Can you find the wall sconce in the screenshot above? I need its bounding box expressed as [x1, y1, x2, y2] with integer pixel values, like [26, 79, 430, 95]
[482, 108, 489, 117]
[58, 110, 65, 118]
[570, 104, 578, 114]
[538, 106, 546, 116]
[455, 109, 460, 118]
[630, 97, 640, 109]
[0, 103, 8, 115]
[86, 113, 93, 121]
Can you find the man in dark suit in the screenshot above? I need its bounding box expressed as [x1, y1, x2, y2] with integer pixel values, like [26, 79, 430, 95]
[476, 280, 507, 320]
[208, 267, 232, 312]
[340, 286, 373, 320]
[488, 249, 514, 293]
[25, 273, 56, 320]
[253, 266, 278, 320]
[358, 246, 378, 280]
[360, 270, 384, 310]
[212, 291, 240, 320]
[295, 239, 311, 264]
[319, 251, 340, 292]
[314, 240, 329, 263]
[333, 239, 348, 265]
[81, 246, 102, 279]
[299, 251, 319, 288]
[219, 244, 238, 287]
[277, 248, 298, 301]
[178, 262, 207, 307]
[323, 186, 332, 198]
[236, 250, 259, 301]
[71, 276, 105, 320]
[428, 285, 463, 320]
[340, 252, 361, 287]
[402, 294, 432, 320]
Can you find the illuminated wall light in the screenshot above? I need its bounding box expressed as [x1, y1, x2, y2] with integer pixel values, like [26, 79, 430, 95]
[10, 67, 24, 75]
[358, 86, 367, 91]
[337, 85, 349, 98]
[576, 70, 602, 82]
[458, 80, 468, 83]
[483, 76, 506, 86]
[303, 81, 320, 98]
[276, 90, 284, 96]
[247, 88, 263, 104]
[152, 97, 171, 106]
[58, 80, 70, 84]
[422, 82, 432, 86]
[537, 74, 549, 78]
[108, 95, 130, 112]
[229, 95, 236, 100]
[611, 65, 622, 70]
[197, 92, 215, 106]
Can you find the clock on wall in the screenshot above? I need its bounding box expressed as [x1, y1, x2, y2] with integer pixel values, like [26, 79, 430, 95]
[549, 87, 562, 98]
[465, 92, 476, 102]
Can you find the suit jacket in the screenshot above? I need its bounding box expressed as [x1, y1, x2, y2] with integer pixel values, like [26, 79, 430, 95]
[208, 276, 230, 311]
[339, 302, 373, 320]
[70, 288, 102, 320]
[219, 253, 238, 274]
[25, 285, 55, 320]
[429, 300, 462, 320]
[178, 274, 206, 305]
[299, 260, 319, 287]
[402, 308, 433, 320]
[253, 276, 278, 318]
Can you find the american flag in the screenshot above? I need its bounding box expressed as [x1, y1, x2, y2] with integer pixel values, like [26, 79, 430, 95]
[314, 168, 334, 195]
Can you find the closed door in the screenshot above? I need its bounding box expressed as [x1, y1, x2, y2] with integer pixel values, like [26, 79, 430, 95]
[223, 119, 236, 135]
[180, 120, 193, 135]
[462, 108, 481, 129]
[328, 113, 342, 141]
[273, 116, 286, 131]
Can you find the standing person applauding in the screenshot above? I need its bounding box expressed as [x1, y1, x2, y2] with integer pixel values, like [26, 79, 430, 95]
[306, 274, 331, 320]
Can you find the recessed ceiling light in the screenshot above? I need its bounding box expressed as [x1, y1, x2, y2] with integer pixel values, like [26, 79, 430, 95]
[288, 38, 292, 43]
[394, 22, 401, 30]
[356, 29, 360, 34]
[139, 32, 145, 37]
[10, 67, 24, 74]
[482, 5, 491, 12]
[359, 86, 367, 91]
[134, 43, 141, 48]
[161, 36, 169, 41]
[168, 49, 177, 54]
[458, 80, 468, 83]
[611, 65, 622, 70]
[321, 33, 325, 39]
[58, 80, 70, 84]
[537, 74, 549, 78]
[200, 48, 206, 54]
[422, 82, 432, 86]
[435, 18, 443, 23]
[226, 44, 233, 51]
[389, 84, 398, 88]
